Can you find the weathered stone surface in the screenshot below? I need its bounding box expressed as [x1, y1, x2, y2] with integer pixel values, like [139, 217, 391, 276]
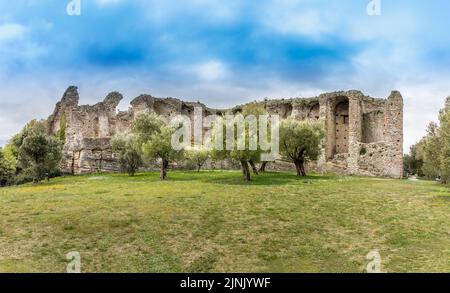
[47, 86, 404, 178]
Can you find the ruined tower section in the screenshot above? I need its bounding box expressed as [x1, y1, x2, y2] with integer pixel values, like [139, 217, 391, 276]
[352, 91, 404, 178]
[48, 86, 222, 174]
[47, 86, 129, 173]
[286, 90, 403, 178]
[383, 91, 404, 178]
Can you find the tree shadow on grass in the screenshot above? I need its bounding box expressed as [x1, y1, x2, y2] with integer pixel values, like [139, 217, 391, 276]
[77, 170, 339, 186]
[198, 171, 338, 186]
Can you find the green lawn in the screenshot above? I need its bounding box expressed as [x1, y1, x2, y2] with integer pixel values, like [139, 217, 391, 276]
[0, 171, 449, 272]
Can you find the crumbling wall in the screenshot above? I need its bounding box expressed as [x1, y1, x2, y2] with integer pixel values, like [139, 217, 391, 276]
[362, 110, 384, 143]
[47, 86, 403, 178]
[335, 99, 350, 154]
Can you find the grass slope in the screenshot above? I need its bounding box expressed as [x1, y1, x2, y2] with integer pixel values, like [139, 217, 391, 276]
[0, 171, 449, 272]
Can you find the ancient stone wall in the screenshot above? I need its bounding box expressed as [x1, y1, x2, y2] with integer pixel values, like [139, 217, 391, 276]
[47, 86, 404, 178]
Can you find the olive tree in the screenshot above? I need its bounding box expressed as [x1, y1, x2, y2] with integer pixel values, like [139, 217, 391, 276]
[186, 146, 210, 172]
[111, 133, 143, 176]
[12, 120, 62, 182]
[132, 113, 183, 180]
[279, 118, 325, 177]
[211, 103, 267, 181]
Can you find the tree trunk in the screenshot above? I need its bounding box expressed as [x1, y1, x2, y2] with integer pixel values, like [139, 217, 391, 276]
[249, 160, 259, 175]
[160, 159, 168, 180]
[71, 156, 75, 175]
[240, 160, 251, 181]
[294, 160, 306, 177]
[300, 162, 306, 176]
[259, 161, 268, 172]
[294, 161, 301, 176]
[197, 164, 202, 172]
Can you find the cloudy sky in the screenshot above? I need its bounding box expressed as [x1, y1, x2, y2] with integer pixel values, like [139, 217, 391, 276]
[1, 0, 450, 151]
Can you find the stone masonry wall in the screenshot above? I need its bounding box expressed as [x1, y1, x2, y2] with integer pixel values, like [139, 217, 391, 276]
[47, 86, 404, 178]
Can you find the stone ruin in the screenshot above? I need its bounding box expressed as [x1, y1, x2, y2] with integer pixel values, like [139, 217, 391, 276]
[47, 86, 403, 178]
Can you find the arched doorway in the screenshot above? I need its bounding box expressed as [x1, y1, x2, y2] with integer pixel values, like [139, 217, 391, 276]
[308, 103, 320, 120]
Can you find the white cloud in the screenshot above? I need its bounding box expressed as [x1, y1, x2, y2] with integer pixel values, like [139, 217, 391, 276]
[138, 0, 245, 27]
[398, 79, 450, 152]
[168, 60, 231, 83]
[194, 60, 229, 82]
[262, 9, 334, 38]
[96, 0, 123, 6]
[0, 23, 26, 42]
[255, 0, 343, 39]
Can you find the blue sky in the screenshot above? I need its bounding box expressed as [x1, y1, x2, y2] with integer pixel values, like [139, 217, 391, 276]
[1, 0, 450, 150]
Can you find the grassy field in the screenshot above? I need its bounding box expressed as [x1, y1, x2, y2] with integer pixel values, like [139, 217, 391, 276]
[0, 171, 449, 273]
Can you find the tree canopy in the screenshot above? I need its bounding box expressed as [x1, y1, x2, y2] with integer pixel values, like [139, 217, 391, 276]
[185, 146, 210, 172]
[111, 133, 143, 176]
[0, 147, 16, 186]
[279, 118, 325, 176]
[132, 113, 183, 180]
[13, 120, 63, 183]
[413, 101, 450, 184]
[211, 103, 268, 181]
